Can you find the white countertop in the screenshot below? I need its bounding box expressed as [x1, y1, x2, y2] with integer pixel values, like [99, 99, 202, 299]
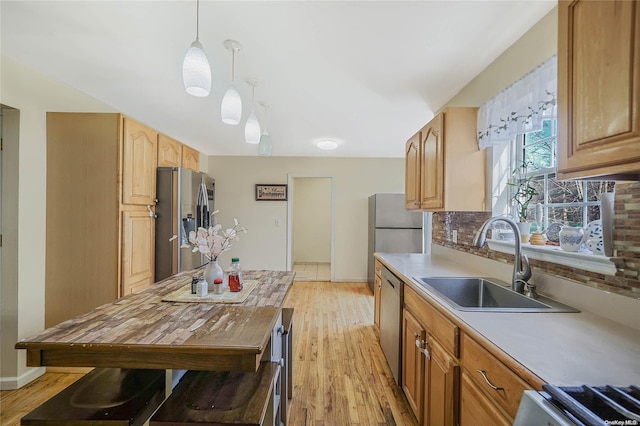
[376, 252, 640, 386]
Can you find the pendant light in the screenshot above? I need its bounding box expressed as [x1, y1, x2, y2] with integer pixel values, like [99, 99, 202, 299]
[221, 39, 242, 125]
[245, 80, 261, 144]
[182, 0, 211, 97]
[258, 102, 272, 156]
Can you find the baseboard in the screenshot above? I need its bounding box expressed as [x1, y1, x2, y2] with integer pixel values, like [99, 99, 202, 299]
[0, 366, 45, 390]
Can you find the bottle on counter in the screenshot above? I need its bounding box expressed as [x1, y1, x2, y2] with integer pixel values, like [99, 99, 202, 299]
[228, 257, 243, 292]
[191, 276, 200, 294]
[197, 277, 208, 297]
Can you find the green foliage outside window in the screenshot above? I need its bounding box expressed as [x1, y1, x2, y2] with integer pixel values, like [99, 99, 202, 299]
[512, 119, 613, 229]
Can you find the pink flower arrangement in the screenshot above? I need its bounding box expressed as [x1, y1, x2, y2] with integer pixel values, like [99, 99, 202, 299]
[187, 212, 247, 261]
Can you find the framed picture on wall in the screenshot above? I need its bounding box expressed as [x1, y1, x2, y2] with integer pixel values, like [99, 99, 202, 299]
[255, 184, 288, 201]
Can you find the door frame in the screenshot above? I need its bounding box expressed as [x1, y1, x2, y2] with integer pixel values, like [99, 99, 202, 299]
[286, 174, 335, 281]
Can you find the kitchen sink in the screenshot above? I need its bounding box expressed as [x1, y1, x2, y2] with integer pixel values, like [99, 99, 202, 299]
[412, 277, 579, 313]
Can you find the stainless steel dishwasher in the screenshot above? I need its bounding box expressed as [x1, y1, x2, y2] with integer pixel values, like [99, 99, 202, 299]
[379, 266, 403, 384]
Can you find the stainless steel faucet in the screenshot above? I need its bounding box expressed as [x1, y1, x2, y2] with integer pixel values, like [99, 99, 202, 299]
[473, 216, 532, 294]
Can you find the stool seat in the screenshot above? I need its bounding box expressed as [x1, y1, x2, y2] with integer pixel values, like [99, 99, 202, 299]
[21, 368, 165, 426]
[150, 362, 279, 426]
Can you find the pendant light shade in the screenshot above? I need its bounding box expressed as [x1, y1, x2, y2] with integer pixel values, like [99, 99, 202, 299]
[245, 80, 261, 144]
[221, 84, 242, 124]
[221, 40, 243, 125]
[259, 131, 272, 156]
[182, 0, 211, 97]
[183, 40, 211, 97]
[245, 111, 261, 144]
[258, 103, 272, 156]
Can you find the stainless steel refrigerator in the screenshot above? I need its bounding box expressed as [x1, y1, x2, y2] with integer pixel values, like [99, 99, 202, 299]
[368, 193, 423, 291]
[155, 167, 215, 282]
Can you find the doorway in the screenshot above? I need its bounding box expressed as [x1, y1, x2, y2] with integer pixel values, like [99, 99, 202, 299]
[287, 175, 334, 282]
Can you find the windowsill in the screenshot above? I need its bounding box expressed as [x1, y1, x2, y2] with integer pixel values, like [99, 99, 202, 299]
[486, 238, 618, 275]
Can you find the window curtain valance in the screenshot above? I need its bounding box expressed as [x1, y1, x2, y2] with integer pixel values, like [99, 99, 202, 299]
[477, 55, 557, 149]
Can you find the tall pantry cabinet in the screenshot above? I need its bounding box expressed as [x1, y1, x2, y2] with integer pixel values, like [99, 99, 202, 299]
[46, 113, 158, 327]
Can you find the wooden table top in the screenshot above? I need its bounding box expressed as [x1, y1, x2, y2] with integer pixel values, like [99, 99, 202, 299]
[16, 269, 295, 372]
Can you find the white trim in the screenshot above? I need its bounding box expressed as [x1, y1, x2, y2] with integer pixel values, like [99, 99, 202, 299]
[0, 366, 45, 390]
[486, 238, 617, 275]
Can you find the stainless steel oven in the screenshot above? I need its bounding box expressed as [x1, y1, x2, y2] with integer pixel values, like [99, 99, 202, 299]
[514, 384, 640, 425]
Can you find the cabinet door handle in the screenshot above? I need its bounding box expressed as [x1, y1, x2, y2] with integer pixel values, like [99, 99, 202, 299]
[146, 205, 157, 218]
[476, 369, 504, 391]
[415, 339, 430, 359]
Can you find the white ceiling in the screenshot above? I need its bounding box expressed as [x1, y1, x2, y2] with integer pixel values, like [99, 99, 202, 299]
[1, 1, 555, 158]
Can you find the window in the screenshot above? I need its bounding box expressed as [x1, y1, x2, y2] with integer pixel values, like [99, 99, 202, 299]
[510, 118, 614, 231]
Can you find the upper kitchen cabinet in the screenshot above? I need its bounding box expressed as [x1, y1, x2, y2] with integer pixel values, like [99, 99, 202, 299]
[158, 134, 183, 168]
[122, 117, 158, 205]
[182, 144, 200, 172]
[405, 132, 422, 209]
[405, 107, 486, 211]
[557, 0, 640, 180]
[158, 133, 202, 174]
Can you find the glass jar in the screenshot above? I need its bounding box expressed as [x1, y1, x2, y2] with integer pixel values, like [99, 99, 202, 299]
[228, 257, 243, 292]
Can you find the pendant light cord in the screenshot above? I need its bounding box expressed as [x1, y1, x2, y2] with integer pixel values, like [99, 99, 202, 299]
[251, 84, 255, 110]
[231, 49, 235, 82]
[195, 0, 200, 41]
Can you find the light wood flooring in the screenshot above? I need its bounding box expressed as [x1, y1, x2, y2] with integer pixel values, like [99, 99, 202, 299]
[0, 281, 416, 425]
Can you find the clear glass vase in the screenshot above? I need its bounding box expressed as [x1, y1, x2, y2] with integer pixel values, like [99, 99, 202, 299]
[204, 259, 224, 291]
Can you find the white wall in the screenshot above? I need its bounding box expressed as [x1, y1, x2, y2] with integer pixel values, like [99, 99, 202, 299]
[207, 156, 405, 281]
[0, 55, 116, 389]
[292, 178, 332, 264]
[445, 7, 558, 108]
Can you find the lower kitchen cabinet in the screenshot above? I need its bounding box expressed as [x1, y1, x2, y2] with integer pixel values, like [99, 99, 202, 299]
[121, 206, 155, 295]
[402, 285, 459, 425]
[460, 332, 533, 421]
[460, 372, 510, 426]
[402, 309, 425, 418]
[425, 338, 459, 426]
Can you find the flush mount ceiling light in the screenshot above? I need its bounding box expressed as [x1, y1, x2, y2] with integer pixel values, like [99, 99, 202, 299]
[221, 39, 242, 125]
[182, 0, 211, 97]
[317, 140, 338, 150]
[244, 80, 261, 144]
[258, 102, 272, 156]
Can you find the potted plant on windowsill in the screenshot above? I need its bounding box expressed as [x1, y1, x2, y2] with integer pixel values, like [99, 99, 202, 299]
[508, 160, 538, 243]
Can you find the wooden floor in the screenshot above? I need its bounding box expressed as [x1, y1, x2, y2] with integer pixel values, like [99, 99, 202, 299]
[0, 281, 416, 426]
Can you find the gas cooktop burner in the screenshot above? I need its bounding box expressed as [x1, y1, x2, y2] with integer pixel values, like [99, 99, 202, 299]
[542, 384, 640, 426]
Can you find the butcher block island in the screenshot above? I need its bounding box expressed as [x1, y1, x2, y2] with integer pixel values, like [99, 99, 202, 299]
[16, 269, 294, 372]
[16, 269, 295, 426]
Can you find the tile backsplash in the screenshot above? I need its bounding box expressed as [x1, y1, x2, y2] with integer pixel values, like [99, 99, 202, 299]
[431, 182, 640, 299]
